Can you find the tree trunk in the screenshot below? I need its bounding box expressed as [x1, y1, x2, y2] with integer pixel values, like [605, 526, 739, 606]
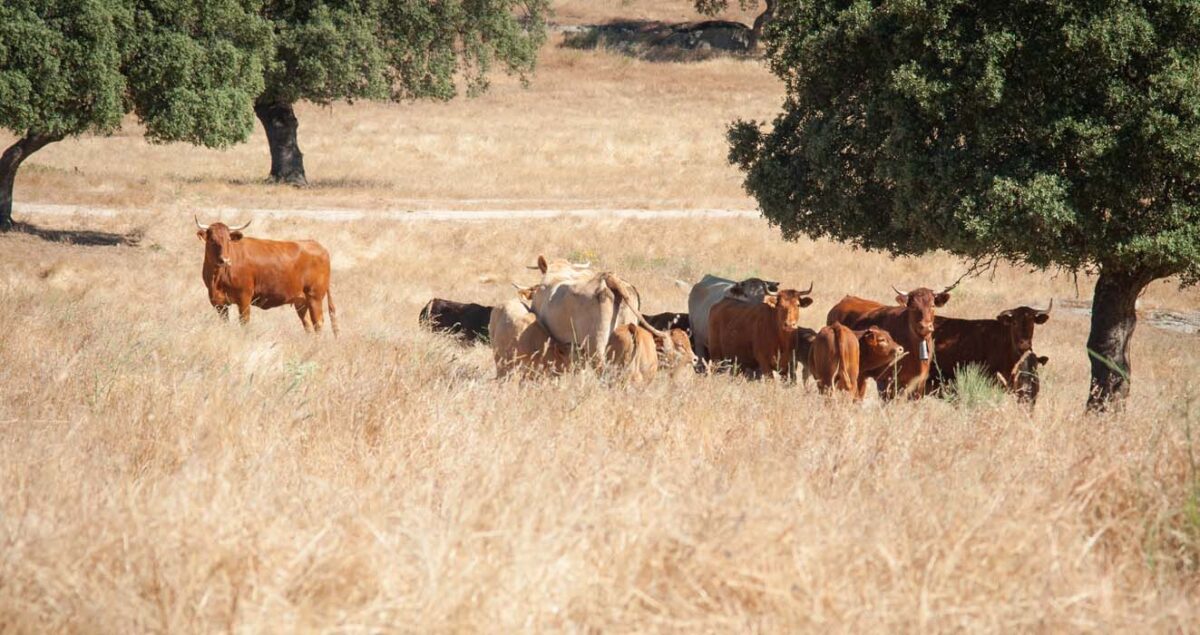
[0, 133, 62, 231]
[1086, 266, 1154, 412]
[749, 0, 775, 51]
[254, 102, 308, 186]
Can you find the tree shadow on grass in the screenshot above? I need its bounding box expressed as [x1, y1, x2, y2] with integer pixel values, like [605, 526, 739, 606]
[560, 20, 753, 62]
[11, 221, 142, 247]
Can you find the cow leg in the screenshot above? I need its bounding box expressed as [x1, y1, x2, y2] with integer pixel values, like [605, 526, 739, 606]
[295, 303, 312, 332]
[307, 296, 325, 332]
[236, 295, 252, 325]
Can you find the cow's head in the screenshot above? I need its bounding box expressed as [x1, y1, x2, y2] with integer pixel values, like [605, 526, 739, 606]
[656, 327, 699, 372]
[996, 300, 1052, 354]
[727, 277, 781, 302]
[892, 286, 950, 338]
[858, 326, 906, 372]
[765, 284, 815, 330]
[195, 217, 251, 266]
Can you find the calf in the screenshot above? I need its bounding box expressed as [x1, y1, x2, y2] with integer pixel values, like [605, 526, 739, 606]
[808, 324, 906, 398]
[607, 324, 660, 383]
[419, 298, 492, 343]
[707, 287, 814, 378]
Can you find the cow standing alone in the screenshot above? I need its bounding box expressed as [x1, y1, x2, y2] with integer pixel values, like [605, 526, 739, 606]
[196, 218, 338, 335]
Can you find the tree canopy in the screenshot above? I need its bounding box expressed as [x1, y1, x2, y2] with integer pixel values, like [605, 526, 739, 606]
[252, 0, 550, 184]
[0, 0, 270, 229]
[729, 0, 1200, 408]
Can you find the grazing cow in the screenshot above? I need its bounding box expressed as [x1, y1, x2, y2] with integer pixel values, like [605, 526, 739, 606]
[688, 275, 781, 359]
[927, 301, 1052, 397]
[529, 255, 665, 363]
[419, 298, 492, 343]
[607, 324, 660, 383]
[707, 286, 814, 378]
[195, 218, 338, 335]
[645, 312, 691, 336]
[808, 324, 906, 398]
[826, 286, 951, 399]
[489, 298, 570, 379]
[660, 328, 699, 375]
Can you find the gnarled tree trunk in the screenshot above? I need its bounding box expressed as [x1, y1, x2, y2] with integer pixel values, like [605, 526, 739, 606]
[1086, 266, 1154, 411]
[254, 101, 307, 186]
[1, 133, 62, 231]
[749, 0, 775, 51]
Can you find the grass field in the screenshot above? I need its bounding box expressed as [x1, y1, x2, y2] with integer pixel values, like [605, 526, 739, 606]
[2, 0, 1200, 631]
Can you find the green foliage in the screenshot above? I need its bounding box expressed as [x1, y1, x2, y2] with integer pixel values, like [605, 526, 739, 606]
[945, 364, 1006, 409]
[0, 0, 129, 138]
[127, 0, 272, 147]
[730, 0, 1200, 283]
[0, 0, 271, 146]
[259, 0, 549, 106]
[695, 0, 761, 16]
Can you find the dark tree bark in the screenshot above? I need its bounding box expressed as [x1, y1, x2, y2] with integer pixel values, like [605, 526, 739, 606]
[0, 133, 62, 231]
[254, 101, 308, 186]
[749, 0, 775, 51]
[1086, 266, 1155, 411]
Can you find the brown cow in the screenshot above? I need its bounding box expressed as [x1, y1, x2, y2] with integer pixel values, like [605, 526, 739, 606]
[196, 218, 338, 335]
[826, 286, 950, 399]
[808, 324, 906, 398]
[708, 286, 814, 378]
[927, 301, 1052, 397]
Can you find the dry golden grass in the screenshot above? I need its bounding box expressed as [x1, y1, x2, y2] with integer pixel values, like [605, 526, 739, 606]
[2, 213, 1199, 632]
[3, 34, 780, 215]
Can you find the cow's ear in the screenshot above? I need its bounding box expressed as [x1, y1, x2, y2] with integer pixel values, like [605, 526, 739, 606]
[894, 294, 907, 305]
[1034, 312, 1050, 325]
[230, 232, 244, 241]
[997, 311, 1013, 324]
[537, 255, 548, 274]
[799, 297, 814, 308]
[763, 295, 778, 307]
[934, 292, 951, 307]
[196, 230, 206, 242]
[1037, 355, 1049, 365]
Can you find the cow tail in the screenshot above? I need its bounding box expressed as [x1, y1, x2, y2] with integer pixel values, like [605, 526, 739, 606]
[327, 287, 340, 337]
[603, 273, 667, 340]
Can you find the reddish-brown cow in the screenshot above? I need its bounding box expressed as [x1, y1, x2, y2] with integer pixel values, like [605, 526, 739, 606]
[826, 286, 950, 398]
[196, 218, 338, 335]
[708, 286, 814, 378]
[929, 302, 1052, 397]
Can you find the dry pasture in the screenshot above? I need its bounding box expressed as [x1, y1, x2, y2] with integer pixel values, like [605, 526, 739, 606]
[2, 213, 1199, 631]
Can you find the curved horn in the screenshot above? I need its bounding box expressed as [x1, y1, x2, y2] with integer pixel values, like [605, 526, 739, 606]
[228, 219, 252, 232]
[1041, 298, 1053, 314]
[194, 216, 209, 231]
[798, 281, 814, 295]
[891, 284, 908, 297]
[571, 261, 591, 269]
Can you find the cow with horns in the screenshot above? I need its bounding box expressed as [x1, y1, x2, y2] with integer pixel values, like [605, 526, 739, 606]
[928, 300, 1053, 400]
[195, 217, 338, 335]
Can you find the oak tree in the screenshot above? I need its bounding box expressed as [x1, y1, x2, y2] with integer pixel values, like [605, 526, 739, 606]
[729, 0, 1200, 409]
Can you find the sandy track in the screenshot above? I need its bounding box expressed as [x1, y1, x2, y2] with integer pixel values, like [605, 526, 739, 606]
[16, 202, 760, 223]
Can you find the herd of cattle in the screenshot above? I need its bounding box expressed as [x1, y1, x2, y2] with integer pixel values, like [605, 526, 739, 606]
[193, 219, 1050, 403]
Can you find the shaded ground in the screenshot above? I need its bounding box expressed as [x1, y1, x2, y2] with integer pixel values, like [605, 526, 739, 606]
[560, 20, 753, 60]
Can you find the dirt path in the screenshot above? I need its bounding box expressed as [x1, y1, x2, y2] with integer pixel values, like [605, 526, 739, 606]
[16, 202, 760, 223]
